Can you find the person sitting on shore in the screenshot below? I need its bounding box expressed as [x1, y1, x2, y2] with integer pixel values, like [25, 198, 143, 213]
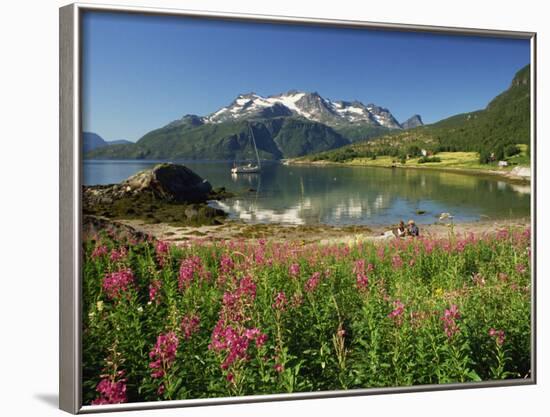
[396, 220, 407, 238]
[407, 219, 419, 237]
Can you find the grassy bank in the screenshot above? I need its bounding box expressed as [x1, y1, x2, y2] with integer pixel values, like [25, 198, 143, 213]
[291, 147, 530, 182]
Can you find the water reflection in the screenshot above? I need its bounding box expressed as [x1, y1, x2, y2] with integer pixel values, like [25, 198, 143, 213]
[85, 160, 531, 226]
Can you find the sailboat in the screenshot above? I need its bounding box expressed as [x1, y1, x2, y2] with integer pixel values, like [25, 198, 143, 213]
[231, 123, 261, 174]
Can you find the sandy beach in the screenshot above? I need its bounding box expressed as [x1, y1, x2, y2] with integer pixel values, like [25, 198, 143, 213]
[116, 216, 531, 246]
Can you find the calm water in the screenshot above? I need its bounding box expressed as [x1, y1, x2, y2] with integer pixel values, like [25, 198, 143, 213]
[83, 160, 530, 226]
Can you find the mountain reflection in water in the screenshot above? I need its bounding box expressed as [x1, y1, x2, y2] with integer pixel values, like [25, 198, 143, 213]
[84, 160, 531, 226]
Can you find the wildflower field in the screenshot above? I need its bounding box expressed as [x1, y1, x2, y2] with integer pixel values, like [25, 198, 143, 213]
[83, 227, 531, 405]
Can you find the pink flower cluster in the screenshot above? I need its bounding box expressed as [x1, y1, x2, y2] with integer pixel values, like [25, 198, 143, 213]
[441, 304, 461, 339]
[219, 254, 235, 275]
[377, 246, 386, 261]
[209, 276, 267, 372]
[388, 300, 405, 325]
[210, 323, 267, 369]
[489, 328, 506, 346]
[356, 273, 369, 290]
[353, 259, 366, 275]
[149, 331, 179, 379]
[272, 291, 288, 311]
[391, 255, 404, 270]
[289, 263, 300, 278]
[221, 276, 257, 322]
[109, 246, 128, 262]
[92, 245, 108, 259]
[353, 259, 374, 290]
[304, 272, 322, 293]
[149, 279, 162, 304]
[103, 269, 134, 300]
[155, 240, 170, 266]
[178, 255, 207, 291]
[91, 376, 127, 405]
[181, 314, 200, 340]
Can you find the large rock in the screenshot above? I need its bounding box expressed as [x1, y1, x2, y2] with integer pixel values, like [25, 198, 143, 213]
[123, 163, 212, 202]
[84, 163, 213, 205]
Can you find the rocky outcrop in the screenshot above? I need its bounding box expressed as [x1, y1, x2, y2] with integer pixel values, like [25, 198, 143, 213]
[84, 163, 213, 206]
[401, 115, 424, 129]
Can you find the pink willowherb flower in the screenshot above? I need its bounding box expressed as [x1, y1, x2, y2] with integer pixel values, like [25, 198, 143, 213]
[274, 363, 284, 373]
[441, 304, 461, 339]
[91, 377, 127, 405]
[289, 263, 300, 278]
[272, 291, 288, 311]
[209, 322, 267, 369]
[496, 229, 510, 241]
[155, 240, 170, 266]
[353, 259, 366, 275]
[178, 255, 205, 291]
[489, 328, 506, 346]
[356, 273, 369, 290]
[92, 245, 108, 259]
[103, 269, 134, 300]
[220, 276, 257, 322]
[109, 247, 128, 262]
[388, 300, 405, 325]
[180, 314, 200, 340]
[219, 254, 235, 275]
[391, 255, 404, 270]
[304, 272, 322, 293]
[149, 332, 179, 379]
[149, 279, 161, 304]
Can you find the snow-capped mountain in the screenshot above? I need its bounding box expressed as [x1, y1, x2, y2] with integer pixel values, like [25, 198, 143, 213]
[198, 91, 405, 129]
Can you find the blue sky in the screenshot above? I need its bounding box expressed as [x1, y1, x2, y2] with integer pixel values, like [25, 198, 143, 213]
[82, 12, 530, 142]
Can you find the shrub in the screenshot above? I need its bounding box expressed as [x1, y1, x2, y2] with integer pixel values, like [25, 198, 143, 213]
[418, 156, 442, 164]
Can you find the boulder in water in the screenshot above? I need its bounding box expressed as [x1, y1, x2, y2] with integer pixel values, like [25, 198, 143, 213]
[122, 163, 212, 203]
[84, 163, 212, 206]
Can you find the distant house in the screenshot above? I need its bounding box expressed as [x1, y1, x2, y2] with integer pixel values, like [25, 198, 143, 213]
[421, 149, 428, 157]
[498, 160, 509, 167]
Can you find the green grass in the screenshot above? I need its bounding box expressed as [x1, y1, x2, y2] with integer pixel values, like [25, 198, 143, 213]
[306, 147, 530, 175]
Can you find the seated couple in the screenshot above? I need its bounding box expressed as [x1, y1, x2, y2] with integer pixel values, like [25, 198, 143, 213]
[396, 220, 419, 238]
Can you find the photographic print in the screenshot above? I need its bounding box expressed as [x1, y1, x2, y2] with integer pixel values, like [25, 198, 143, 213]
[72, 6, 534, 410]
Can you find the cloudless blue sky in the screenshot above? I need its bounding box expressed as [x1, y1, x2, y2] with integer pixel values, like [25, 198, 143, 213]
[82, 12, 530, 142]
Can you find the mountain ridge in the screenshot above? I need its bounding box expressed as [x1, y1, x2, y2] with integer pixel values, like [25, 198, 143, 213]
[168, 90, 409, 130]
[298, 64, 531, 163]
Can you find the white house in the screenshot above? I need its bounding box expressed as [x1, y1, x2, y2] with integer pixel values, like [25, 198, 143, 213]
[498, 160, 509, 167]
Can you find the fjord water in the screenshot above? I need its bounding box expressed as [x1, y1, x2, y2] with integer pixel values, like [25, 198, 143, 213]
[84, 160, 530, 226]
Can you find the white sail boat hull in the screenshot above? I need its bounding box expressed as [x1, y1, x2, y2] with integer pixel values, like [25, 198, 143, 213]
[231, 164, 260, 174]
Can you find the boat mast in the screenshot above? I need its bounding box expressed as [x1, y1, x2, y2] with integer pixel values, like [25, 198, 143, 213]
[249, 123, 261, 168]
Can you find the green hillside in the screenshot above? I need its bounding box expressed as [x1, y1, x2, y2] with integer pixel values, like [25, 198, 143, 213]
[87, 117, 349, 160]
[302, 64, 531, 164]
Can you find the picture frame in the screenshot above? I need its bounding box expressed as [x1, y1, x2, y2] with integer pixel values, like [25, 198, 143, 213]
[60, 2, 536, 413]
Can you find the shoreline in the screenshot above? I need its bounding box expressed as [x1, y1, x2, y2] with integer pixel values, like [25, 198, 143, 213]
[286, 158, 531, 184]
[110, 216, 531, 246]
